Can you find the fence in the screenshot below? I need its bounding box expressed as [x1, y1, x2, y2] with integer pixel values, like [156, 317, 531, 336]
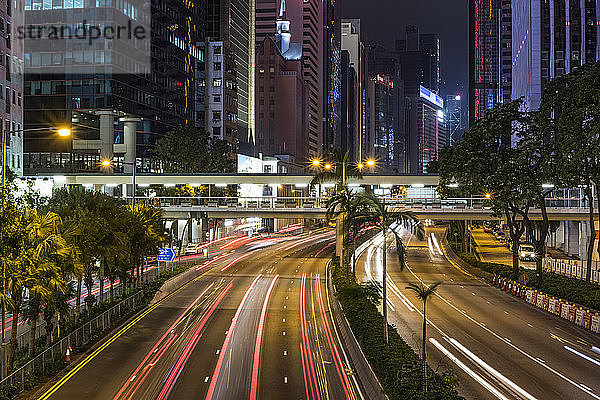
[0, 290, 145, 397]
[543, 257, 600, 284]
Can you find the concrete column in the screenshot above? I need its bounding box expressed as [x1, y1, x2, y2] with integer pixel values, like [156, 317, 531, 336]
[581, 221, 588, 262]
[567, 221, 580, 257]
[98, 111, 115, 162]
[120, 117, 141, 174]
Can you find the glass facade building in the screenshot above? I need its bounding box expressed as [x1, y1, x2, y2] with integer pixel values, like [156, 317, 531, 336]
[23, 0, 205, 173]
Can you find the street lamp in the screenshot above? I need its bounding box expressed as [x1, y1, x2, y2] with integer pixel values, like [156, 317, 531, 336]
[311, 159, 321, 167]
[101, 159, 137, 208]
[324, 163, 332, 170]
[366, 159, 376, 168]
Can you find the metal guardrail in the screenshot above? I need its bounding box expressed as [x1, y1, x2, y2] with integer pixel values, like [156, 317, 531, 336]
[0, 291, 145, 396]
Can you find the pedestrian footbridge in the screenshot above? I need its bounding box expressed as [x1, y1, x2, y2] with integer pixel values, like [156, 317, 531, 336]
[144, 197, 590, 221]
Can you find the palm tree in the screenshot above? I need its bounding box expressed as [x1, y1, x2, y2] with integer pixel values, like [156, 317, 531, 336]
[405, 281, 442, 394]
[126, 202, 167, 287]
[6, 210, 69, 363]
[359, 191, 422, 343]
[325, 186, 370, 280]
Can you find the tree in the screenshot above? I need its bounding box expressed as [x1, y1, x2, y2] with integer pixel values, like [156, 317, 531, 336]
[541, 62, 600, 282]
[124, 202, 167, 287]
[406, 281, 442, 394]
[151, 126, 235, 173]
[325, 185, 371, 281]
[5, 210, 70, 365]
[47, 188, 123, 314]
[438, 100, 531, 276]
[358, 191, 422, 343]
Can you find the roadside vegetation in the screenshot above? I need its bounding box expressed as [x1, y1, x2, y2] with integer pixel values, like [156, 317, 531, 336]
[0, 174, 167, 373]
[448, 236, 600, 312]
[438, 61, 600, 286]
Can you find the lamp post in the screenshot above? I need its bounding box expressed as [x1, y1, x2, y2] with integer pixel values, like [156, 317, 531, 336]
[0, 126, 70, 378]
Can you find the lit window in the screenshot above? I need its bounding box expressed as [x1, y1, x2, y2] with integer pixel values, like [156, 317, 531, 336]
[213, 78, 222, 87]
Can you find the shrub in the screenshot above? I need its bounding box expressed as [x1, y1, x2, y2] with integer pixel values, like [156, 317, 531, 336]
[331, 259, 463, 400]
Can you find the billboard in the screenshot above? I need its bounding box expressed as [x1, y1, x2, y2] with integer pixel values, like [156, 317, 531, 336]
[420, 86, 444, 108]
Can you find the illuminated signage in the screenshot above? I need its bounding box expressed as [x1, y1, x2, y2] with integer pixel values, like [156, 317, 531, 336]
[419, 86, 444, 108]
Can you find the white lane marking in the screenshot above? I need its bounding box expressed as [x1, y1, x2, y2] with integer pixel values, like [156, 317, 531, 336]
[527, 323, 534, 328]
[536, 358, 545, 364]
[564, 345, 600, 367]
[216, 349, 220, 355]
[582, 384, 593, 392]
[592, 346, 600, 356]
[402, 257, 600, 400]
[449, 338, 538, 400]
[282, 318, 286, 322]
[504, 311, 509, 315]
[472, 292, 476, 296]
[386, 299, 396, 312]
[387, 278, 417, 312]
[429, 338, 510, 400]
[504, 338, 511, 343]
[431, 233, 443, 255]
[282, 331, 286, 336]
[284, 377, 288, 384]
[283, 350, 287, 356]
[204, 376, 210, 383]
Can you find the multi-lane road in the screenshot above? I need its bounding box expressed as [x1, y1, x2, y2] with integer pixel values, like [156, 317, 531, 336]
[357, 225, 600, 400]
[34, 231, 362, 400]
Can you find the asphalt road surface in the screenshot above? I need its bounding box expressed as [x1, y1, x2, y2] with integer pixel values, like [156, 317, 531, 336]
[34, 231, 361, 400]
[356, 225, 600, 400]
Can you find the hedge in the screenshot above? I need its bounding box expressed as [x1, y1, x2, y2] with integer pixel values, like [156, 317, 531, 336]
[331, 260, 463, 400]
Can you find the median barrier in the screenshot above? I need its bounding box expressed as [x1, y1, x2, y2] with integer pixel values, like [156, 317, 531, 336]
[592, 314, 600, 333]
[583, 311, 592, 330]
[548, 298, 556, 314]
[569, 306, 577, 323]
[575, 308, 584, 326]
[561, 303, 570, 320]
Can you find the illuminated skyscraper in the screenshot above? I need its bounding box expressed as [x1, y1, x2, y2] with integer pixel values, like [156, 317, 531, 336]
[255, 0, 323, 159]
[512, 0, 600, 110]
[469, 0, 512, 123]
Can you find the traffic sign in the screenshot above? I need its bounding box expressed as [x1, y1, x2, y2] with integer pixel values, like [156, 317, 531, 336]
[158, 248, 176, 262]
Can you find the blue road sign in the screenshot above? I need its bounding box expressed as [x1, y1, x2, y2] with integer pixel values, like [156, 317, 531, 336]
[158, 248, 176, 262]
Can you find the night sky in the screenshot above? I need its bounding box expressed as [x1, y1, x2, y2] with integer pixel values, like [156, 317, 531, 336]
[341, 0, 468, 98]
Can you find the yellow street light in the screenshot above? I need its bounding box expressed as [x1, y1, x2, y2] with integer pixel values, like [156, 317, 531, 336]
[311, 159, 321, 167]
[57, 128, 71, 137]
[324, 163, 332, 170]
[357, 163, 364, 170]
[101, 159, 111, 167]
[485, 193, 491, 199]
[366, 159, 376, 167]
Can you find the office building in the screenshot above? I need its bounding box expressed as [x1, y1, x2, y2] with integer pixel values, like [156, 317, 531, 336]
[207, 0, 254, 154]
[255, 0, 322, 159]
[1, 0, 24, 176]
[254, 2, 307, 163]
[323, 0, 340, 155]
[445, 94, 463, 145]
[23, 0, 205, 174]
[395, 25, 440, 95]
[469, 0, 512, 122]
[370, 73, 403, 173]
[405, 86, 446, 174]
[512, 0, 600, 110]
[341, 18, 366, 161]
[339, 50, 357, 161]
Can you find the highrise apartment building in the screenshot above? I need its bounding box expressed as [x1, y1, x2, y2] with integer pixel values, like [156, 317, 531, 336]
[469, 0, 512, 122]
[207, 0, 254, 154]
[255, 0, 322, 159]
[512, 0, 600, 110]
